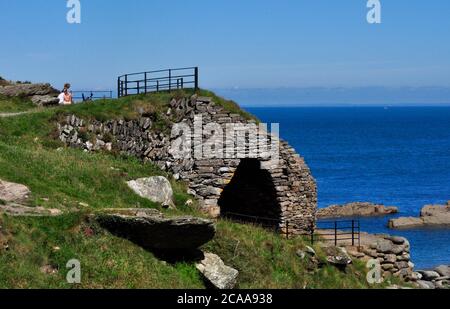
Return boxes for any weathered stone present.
[417,280,436,289]
[323,246,352,268]
[388,217,424,229]
[384,254,397,264]
[96,208,215,250]
[0,203,62,217]
[31,95,59,106]
[305,246,316,257]
[419,270,441,281]
[0,82,58,97]
[196,253,238,289]
[435,265,450,277]
[127,176,175,208]
[318,202,398,219]
[382,263,395,271]
[386,236,406,245]
[395,261,410,270]
[434,280,450,290]
[389,204,450,229]
[0,179,31,204]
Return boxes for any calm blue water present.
[246,107,450,269]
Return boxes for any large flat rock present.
[318,202,398,219]
[96,208,216,250]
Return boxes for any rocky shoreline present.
[415,265,450,289]
[318,202,398,219]
[389,202,450,229]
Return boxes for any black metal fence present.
[117,67,199,98]
[311,220,361,246]
[72,91,113,102]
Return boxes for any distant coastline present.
[214,87,450,107]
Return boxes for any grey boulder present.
[435,265,450,277]
[417,280,436,289]
[127,176,175,208]
[31,95,59,106]
[324,246,352,268]
[196,253,239,289]
[0,179,31,204]
[419,270,441,281]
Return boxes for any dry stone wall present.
[58,94,317,235]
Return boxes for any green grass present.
[0,213,203,288]
[0,93,402,289]
[0,95,36,113]
[59,89,257,126]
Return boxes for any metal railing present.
[117,67,199,98]
[72,91,113,102]
[311,219,361,247]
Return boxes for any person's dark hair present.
[64,83,71,89]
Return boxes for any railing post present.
[144,72,148,94]
[124,75,128,96]
[358,221,361,248]
[181,77,184,89]
[117,78,120,98]
[168,69,172,91]
[334,221,338,246]
[194,67,199,90]
[137,81,140,94]
[352,220,355,246]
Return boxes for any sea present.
[245,106,450,270]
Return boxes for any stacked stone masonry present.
[58,95,317,235]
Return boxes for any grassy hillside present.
[0,95,36,113]
[0,91,400,289]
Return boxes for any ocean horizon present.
[246,106,450,270]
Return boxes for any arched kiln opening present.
[218,159,281,230]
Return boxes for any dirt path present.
[0,112,30,118]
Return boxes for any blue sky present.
[1,0,450,104]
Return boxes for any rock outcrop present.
[58,94,318,236]
[127,176,175,209]
[318,202,398,219]
[0,179,61,217]
[196,253,239,289]
[414,265,450,289]
[96,208,215,250]
[0,204,62,217]
[388,202,450,229]
[0,82,59,106]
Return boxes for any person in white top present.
[58,83,73,105]
[58,91,65,105]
